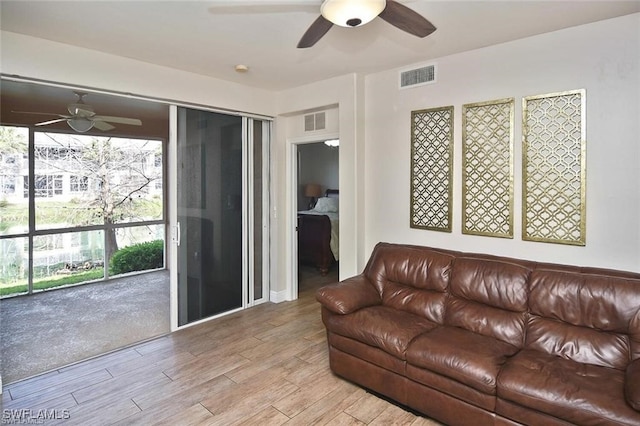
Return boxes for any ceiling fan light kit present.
[67,116,94,133]
[321,0,386,27]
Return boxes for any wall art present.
[410,106,454,232]
[522,89,586,245]
[462,98,514,238]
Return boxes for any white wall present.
[364,13,640,272]
[0,31,276,116]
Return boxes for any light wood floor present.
[1,267,438,425]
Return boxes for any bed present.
[297,189,339,275]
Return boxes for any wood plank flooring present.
[1,268,439,425]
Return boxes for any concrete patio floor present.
[0,270,170,384]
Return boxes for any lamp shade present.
[304,183,323,198]
[321,0,386,27]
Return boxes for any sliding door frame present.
[169,107,271,331]
[245,118,272,307]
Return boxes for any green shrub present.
[110,240,164,275]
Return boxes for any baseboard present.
[270,289,288,303]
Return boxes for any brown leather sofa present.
[316,242,640,425]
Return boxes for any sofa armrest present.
[626,358,640,411]
[316,274,381,315]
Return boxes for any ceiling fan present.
[13,91,142,133]
[209,0,437,48]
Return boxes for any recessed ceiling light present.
[235,64,249,73]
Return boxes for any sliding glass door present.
[171,107,269,327]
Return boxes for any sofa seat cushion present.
[322,305,438,359]
[497,349,640,426]
[406,326,519,395]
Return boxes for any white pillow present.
[314,197,339,213]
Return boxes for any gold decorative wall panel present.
[522,89,586,245]
[410,106,454,232]
[462,98,514,238]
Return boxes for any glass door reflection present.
[176,108,243,325]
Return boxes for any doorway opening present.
[292,139,339,298]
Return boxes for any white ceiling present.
[2,0,639,92]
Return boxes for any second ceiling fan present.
[14,91,142,133]
[298,0,437,48]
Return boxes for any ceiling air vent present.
[400,64,436,89]
[304,112,326,131]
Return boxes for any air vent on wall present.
[400,64,436,89]
[304,112,326,132]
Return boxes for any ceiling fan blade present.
[12,111,65,118]
[35,118,68,126]
[297,15,333,48]
[92,120,116,131]
[379,0,436,38]
[92,115,142,126]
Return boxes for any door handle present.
[171,222,181,246]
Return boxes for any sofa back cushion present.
[365,243,455,324]
[527,269,640,370]
[445,257,531,347]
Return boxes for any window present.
[34,175,63,198]
[35,145,78,161]
[0,126,166,297]
[70,175,89,192]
